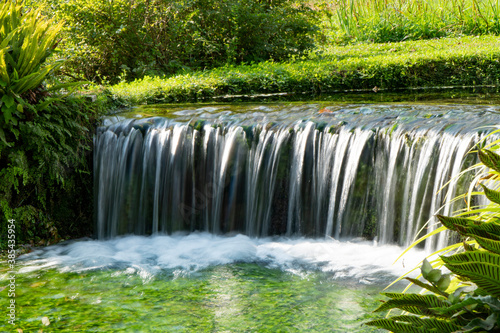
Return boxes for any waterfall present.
[95,104,500,249]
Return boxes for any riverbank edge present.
[109,36,500,105]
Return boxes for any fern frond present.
[366,316,460,333]
[474,235,500,255]
[479,149,500,174]
[374,293,450,316]
[441,251,500,298]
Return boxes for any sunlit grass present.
[312,0,500,43]
[109,35,500,105]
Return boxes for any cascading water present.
[94,103,500,250]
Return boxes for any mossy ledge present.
[110,36,500,105]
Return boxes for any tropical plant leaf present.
[405,277,448,297]
[433,295,486,315]
[392,315,462,332]
[374,293,451,316]
[365,318,429,333]
[463,241,478,251]
[436,214,478,232]
[461,227,500,242]
[474,235,500,255]
[479,149,500,174]
[441,251,500,298]
[450,219,500,240]
[0,127,10,146]
[481,184,500,206]
[463,313,498,331]
[365,315,461,333]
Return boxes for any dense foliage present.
[36,0,318,83]
[0,2,111,249]
[21,0,500,87]
[366,147,500,332]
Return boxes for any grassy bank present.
[109,36,500,105]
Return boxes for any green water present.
[2,263,388,332]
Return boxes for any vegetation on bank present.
[0,2,118,250]
[29,0,318,83]
[25,0,500,87]
[109,36,500,104]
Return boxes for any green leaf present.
[436,214,478,232]
[365,318,429,333]
[436,274,451,292]
[1,94,14,108]
[479,149,500,174]
[426,269,442,284]
[473,234,500,255]
[421,258,433,278]
[481,184,500,206]
[374,293,450,316]
[441,251,500,298]
[366,316,461,333]
[405,277,448,297]
[434,296,484,315]
[2,104,13,124]
[0,127,10,146]
[463,313,498,331]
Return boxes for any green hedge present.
[109,36,500,104]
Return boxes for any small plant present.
[366,147,500,332]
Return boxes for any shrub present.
[108,36,500,105]
[47,0,318,83]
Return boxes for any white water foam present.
[16,233,426,283]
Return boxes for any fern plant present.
[0,1,105,248]
[366,147,500,333]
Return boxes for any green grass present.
[314,0,500,43]
[109,35,500,105]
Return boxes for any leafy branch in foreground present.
[366,147,500,333]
